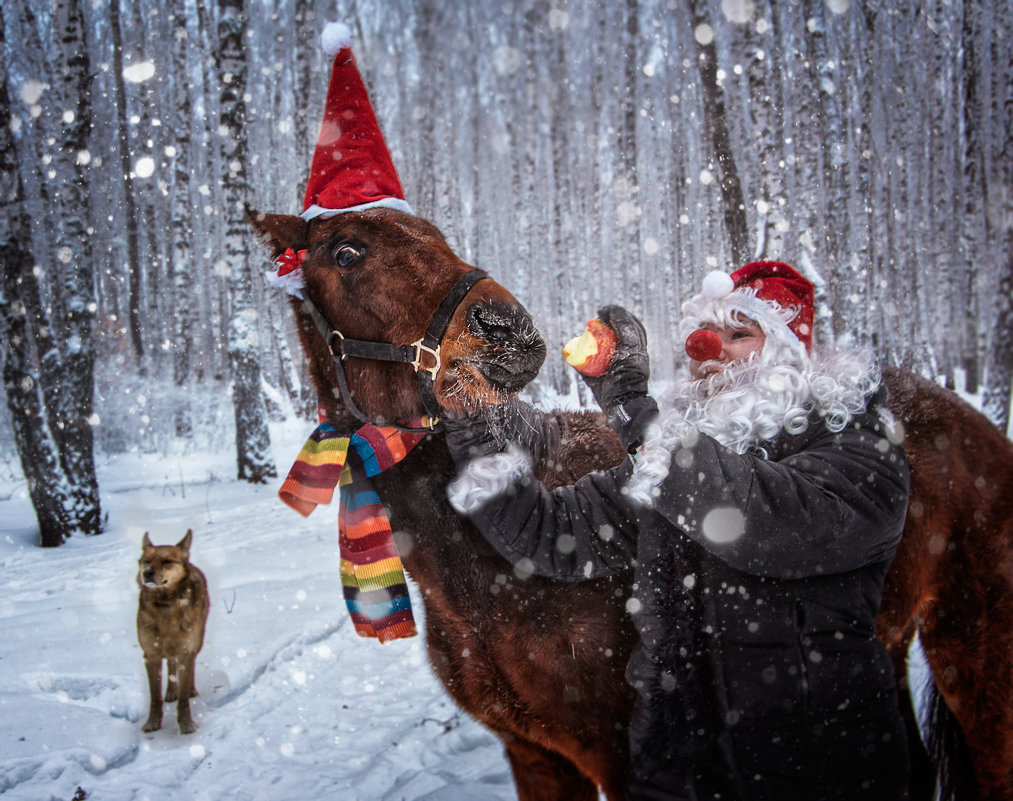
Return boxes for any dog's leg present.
[141,658,163,733]
[185,656,198,698]
[165,657,179,702]
[175,654,198,734]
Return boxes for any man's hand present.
[442,408,502,465]
[580,305,658,453]
[442,401,550,465]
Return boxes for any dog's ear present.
[177,529,193,556]
[142,532,152,550]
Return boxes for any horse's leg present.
[879,530,937,800]
[503,737,601,801]
[920,614,1013,801]
[884,626,935,801]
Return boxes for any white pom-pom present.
[321,22,352,55]
[265,268,305,300]
[701,270,734,299]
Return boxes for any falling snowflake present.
[123,61,156,83]
[701,507,746,544]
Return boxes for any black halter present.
[300,269,489,433]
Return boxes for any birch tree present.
[0,11,78,547]
[959,0,986,394]
[984,252,1013,434]
[47,0,102,536]
[216,0,276,483]
[109,0,145,363]
[981,20,1013,434]
[740,4,787,261]
[169,0,194,437]
[686,0,748,266]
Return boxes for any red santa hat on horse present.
[268,22,412,297]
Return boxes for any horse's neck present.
[372,408,624,571]
[372,435,493,576]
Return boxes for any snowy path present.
[0,439,518,801]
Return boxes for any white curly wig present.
[624,284,882,507]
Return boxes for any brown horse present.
[877,366,1013,801]
[252,206,635,800]
[250,207,1013,800]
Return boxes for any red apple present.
[563,318,618,377]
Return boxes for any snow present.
[0,421,520,801]
[0,380,950,799]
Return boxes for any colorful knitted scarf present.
[279,420,426,642]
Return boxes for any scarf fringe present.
[279,420,424,642]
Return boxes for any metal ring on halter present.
[326,329,345,358]
[411,340,441,381]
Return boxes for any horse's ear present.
[246,205,309,255]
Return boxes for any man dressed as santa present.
[445,261,912,800]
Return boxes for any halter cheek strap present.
[300,269,489,433]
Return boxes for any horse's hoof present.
[141,718,161,733]
[178,719,198,735]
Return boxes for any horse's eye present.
[332,243,365,269]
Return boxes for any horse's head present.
[250,207,546,427]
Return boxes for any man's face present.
[689,319,766,379]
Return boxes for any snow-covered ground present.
[0,421,521,801]
[0,378,954,801]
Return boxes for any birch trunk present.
[170,0,194,438]
[47,0,102,536]
[0,15,76,546]
[981,16,1012,433]
[960,0,985,394]
[109,0,144,362]
[217,0,276,483]
[685,0,748,266]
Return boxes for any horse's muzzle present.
[466,301,546,392]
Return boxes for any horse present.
[251,206,636,800]
[249,206,1013,800]
[877,365,1013,801]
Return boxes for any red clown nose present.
[685,329,722,362]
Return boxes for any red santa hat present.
[301,22,413,220]
[682,261,815,360]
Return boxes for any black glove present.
[442,408,501,465]
[580,305,658,453]
[442,401,552,465]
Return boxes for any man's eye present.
[333,244,365,268]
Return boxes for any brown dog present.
[136,530,209,734]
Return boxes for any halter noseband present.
[300,269,489,433]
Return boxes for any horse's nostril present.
[466,302,515,340]
[466,301,543,348]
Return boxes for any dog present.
[136,530,209,734]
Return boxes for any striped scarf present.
[279,420,426,642]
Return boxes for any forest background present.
[1,0,1011,546]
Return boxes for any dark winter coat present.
[456,393,911,799]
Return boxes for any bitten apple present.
[562,318,618,377]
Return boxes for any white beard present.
[624,346,881,507]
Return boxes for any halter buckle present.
[326,329,345,359]
[411,340,441,381]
